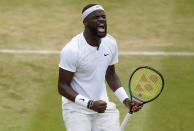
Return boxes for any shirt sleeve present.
[109,39,119,65]
[59,45,78,72]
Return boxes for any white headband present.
[82,5,105,21]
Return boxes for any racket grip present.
[120,113,132,131]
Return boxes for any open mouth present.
[97,25,105,33]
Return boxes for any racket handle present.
[120,112,132,131]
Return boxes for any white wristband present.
[75,94,90,107]
[114,87,129,103]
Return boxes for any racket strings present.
[130,68,163,101]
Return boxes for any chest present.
[77,46,112,74]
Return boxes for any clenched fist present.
[91,100,107,113]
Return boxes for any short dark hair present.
[82,4,97,14]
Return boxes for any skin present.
[83,10,107,48]
[58,9,142,113]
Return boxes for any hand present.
[91,100,107,113]
[123,98,143,112]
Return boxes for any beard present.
[87,24,107,38]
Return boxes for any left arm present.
[105,65,143,112]
[105,65,121,92]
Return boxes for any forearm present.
[58,83,78,102]
[106,72,121,91]
[58,83,92,107]
[58,84,106,112]
[106,65,129,103]
[106,74,129,103]
[58,68,107,112]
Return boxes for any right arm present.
[57,67,107,113]
[58,67,77,102]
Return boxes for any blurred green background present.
[0,0,194,131]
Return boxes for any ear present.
[83,20,87,26]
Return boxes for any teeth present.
[98,25,104,28]
[99,24,104,27]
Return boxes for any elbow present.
[58,84,63,96]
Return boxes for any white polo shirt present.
[59,32,118,114]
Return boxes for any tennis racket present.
[120,66,164,131]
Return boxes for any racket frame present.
[120,66,164,131]
[129,66,164,104]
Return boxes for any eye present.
[102,15,106,19]
[94,15,106,20]
[95,16,100,19]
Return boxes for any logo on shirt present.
[79,98,85,101]
[104,53,109,56]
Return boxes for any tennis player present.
[58,4,142,131]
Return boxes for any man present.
[58,4,142,131]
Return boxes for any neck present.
[83,29,101,48]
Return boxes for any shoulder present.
[102,34,118,51]
[60,33,83,61]
[61,33,82,55]
[103,34,117,44]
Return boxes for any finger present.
[133,101,141,105]
[98,104,107,108]
[99,103,107,106]
[132,108,140,112]
[135,105,142,109]
[132,105,141,111]
[133,102,143,108]
[126,104,130,109]
[131,100,141,105]
[133,99,142,104]
[98,110,105,113]
[97,105,107,110]
[97,107,107,111]
[98,108,106,113]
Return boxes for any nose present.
[98,16,105,21]
[97,18,105,24]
